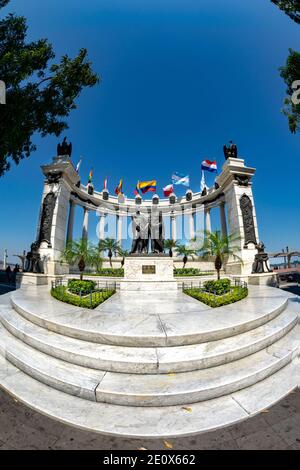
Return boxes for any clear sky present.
[1,0,300,262]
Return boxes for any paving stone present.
[236,428,287,450]
[271,414,300,446]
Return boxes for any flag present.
[134,181,141,196]
[88,169,93,184]
[163,184,173,197]
[115,179,123,195]
[136,180,157,195]
[75,158,82,173]
[172,172,190,187]
[103,176,108,190]
[200,171,206,192]
[201,159,217,173]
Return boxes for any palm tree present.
[164,239,179,257]
[61,239,97,280]
[117,247,130,267]
[200,230,242,280]
[99,238,120,267]
[176,243,197,268]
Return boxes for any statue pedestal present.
[120,256,177,291]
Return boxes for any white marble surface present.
[0,285,299,437]
[0,355,298,438]
[9,285,295,347]
[121,256,177,291]
[0,299,297,375]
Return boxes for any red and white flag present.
[103,176,108,190]
[163,184,173,197]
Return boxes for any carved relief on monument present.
[234,174,251,186]
[239,194,257,248]
[45,171,63,184]
[38,191,57,246]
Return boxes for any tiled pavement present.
[0,388,299,450]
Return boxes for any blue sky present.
[1,0,300,261]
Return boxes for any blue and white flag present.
[172,172,190,187]
[76,158,82,173]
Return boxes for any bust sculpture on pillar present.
[57,137,72,157]
[223,140,238,160]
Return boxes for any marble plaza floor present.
[0,387,300,449]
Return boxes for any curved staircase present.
[0,285,299,438]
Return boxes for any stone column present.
[220,202,228,238]
[218,157,259,275]
[205,208,211,234]
[66,200,76,243]
[82,207,89,241]
[117,213,123,243]
[171,213,177,241]
[99,212,106,241]
[188,211,195,240]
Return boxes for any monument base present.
[233,272,278,287]
[16,272,64,288]
[120,256,177,291]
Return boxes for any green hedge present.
[68,279,96,295]
[203,278,231,295]
[51,286,115,309]
[174,268,213,277]
[85,268,124,277]
[184,286,248,308]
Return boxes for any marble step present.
[0,352,299,438]
[0,318,299,406]
[94,327,300,406]
[0,323,103,401]
[0,301,298,374]
[10,286,290,346]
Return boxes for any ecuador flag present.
[136,180,157,195]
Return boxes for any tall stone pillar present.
[216,157,258,275]
[99,212,106,241]
[117,213,123,244]
[205,208,211,234]
[82,207,89,241]
[220,202,228,238]
[188,211,195,240]
[66,200,76,243]
[171,213,177,241]
[37,155,80,275]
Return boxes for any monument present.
[121,207,176,291]
[16,139,277,287]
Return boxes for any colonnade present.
[65,199,228,246]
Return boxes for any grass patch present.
[184,286,248,308]
[51,285,115,309]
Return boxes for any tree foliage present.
[280,49,300,133]
[271,1,300,24]
[271,2,300,133]
[0,0,99,176]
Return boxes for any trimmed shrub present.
[86,268,124,277]
[68,279,96,295]
[174,268,213,277]
[203,278,231,295]
[51,286,115,309]
[184,286,248,308]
